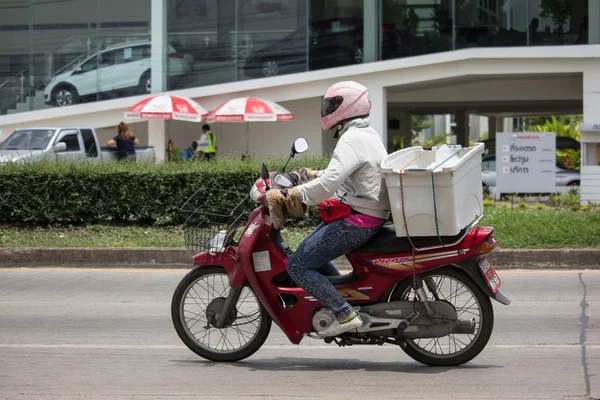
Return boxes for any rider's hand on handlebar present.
[261,187,307,229]
[294,168,320,184]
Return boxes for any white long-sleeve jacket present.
[296,118,391,219]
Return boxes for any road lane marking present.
[0,344,597,350]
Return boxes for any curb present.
[0,248,598,269]
[0,247,193,269]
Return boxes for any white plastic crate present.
[381,143,485,238]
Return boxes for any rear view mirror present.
[283,138,309,172]
[292,137,309,155]
[261,163,270,180]
[53,142,67,153]
[261,163,270,191]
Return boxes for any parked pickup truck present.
[0,127,155,164]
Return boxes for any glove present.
[262,187,307,229]
[291,168,320,185]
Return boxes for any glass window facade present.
[0,0,150,115]
[381,0,588,55]
[166,0,368,89]
[0,0,592,116]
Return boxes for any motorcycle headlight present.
[271,173,295,189]
[250,184,262,203]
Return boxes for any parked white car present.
[0,127,156,163]
[44,41,192,107]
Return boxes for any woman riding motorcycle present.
[263,80,391,337]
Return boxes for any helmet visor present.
[321,96,344,117]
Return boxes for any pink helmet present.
[320,81,371,133]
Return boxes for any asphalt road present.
[0,268,598,400]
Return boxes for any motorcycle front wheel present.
[391,266,494,367]
[171,266,272,362]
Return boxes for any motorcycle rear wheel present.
[171,266,272,362]
[391,266,494,366]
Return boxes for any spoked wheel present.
[391,266,494,366]
[171,266,271,362]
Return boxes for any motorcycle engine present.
[312,308,336,332]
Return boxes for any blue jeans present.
[286,220,383,320]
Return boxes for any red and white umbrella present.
[204,96,294,154]
[204,96,294,123]
[125,95,209,123]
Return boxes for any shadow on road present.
[174,357,503,374]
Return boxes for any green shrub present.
[536,202,546,210]
[518,201,528,209]
[532,116,581,170]
[580,201,599,213]
[559,192,581,212]
[0,156,330,226]
[548,193,561,208]
[482,186,492,200]
[483,198,494,207]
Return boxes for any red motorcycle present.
[172,138,510,366]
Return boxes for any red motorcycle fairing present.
[193,207,305,342]
[193,206,496,345]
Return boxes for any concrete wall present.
[470,115,487,140]
[0,108,145,144]
[582,68,600,204]
[95,121,149,147]
[388,76,582,104]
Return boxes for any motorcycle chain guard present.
[312,300,475,339]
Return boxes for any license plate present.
[478,257,501,293]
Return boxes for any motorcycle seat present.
[354,225,467,254]
[326,272,359,286]
[272,270,358,287]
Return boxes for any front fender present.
[192,251,247,288]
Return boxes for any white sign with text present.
[495,132,556,194]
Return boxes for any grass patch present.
[480,208,599,248]
[0,208,598,249]
[0,224,185,248]
[0,223,313,249]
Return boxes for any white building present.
[0,1,598,204]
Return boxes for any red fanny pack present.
[318,198,352,224]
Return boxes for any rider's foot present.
[318,311,363,337]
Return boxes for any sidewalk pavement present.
[0,247,598,269]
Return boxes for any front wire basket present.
[181,188,252,253]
